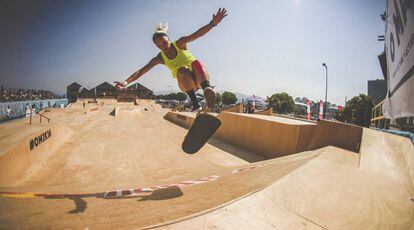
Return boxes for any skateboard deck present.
[182,113,222,154]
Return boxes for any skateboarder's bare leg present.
[177,67,200,110]
[177,67,197,91]
[191,60,215,109]
[191,60,210,89]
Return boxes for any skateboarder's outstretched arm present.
[115,54,163,88]
[176,8,227,49]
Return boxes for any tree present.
[221,91,237,105]
[295,105,306,116]
[335,94,374,127]
[167,93,176,100]
[267,92,295,114]
[156,92,187,101]
[176,92,187,101]
[334,109,346,122]
[215,92,222,105]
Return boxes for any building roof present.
[67,82,82,88]
[127,83,153,93]
[80,87,93,93]
[94,82,116,90]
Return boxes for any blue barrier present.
[372,127,414,144]
[0,99,68,122]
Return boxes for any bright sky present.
[0,0,385,105]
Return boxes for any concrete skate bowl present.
[162,111,414,229]
[0,104,269,229]
[0,106,412,229]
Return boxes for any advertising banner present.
[383,0,414,119]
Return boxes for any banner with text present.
[383,0,414,119]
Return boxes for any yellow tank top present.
[160,42,196,78]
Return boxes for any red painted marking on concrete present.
[103,165,259,198]
[0,165,259,199]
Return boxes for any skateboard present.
[182,112,222,154]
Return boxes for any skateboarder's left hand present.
[211,8,228,26]
[114,81,128,89]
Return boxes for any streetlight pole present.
[322,63,328,119]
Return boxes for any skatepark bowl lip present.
[0,100,413,229]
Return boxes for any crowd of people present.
[0,86,63,102]
[156,99,236,114]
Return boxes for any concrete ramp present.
[308,119,362,153]
[110,107,143,117]
[359,128,414,190]
[165,112,372,156]
[222,103,244,113]
[163,144,414,229]
[214,112,315,158]
[165,111,316,158]
[0,125,73,185]
[160,111,414,229]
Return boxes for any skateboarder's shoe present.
[203,87,216,110]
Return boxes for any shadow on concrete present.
[44,194,94,214]
[109,108,116,116]
[207,137,267,163]
[43,186,183,214]
[67,197,87,214]
[137,186,183,201]
[163,113,266,163]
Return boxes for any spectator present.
[0,87,62,102]
[25,104,31,117]
[6,106,11,118]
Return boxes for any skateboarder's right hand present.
[114,81,128,89]
[211,8,228,26]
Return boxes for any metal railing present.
[29,111,50,125]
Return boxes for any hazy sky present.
[0,0,385,105]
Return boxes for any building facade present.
[367,79,387,105]
[66,82,82,103]
[371,100,390,129]
[94,82,117,98]
[126,83,154,99]
[78,87,94,98]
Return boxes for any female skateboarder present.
[115,8,228,111]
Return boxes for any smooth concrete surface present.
[215,112,316,158]
[165,146,414,230]
[0,101,413,229]
[308,119,362,153]
[0,104,256,194]
[223,103,244,113]
[254,107,273,115]
[0,124,73,185]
